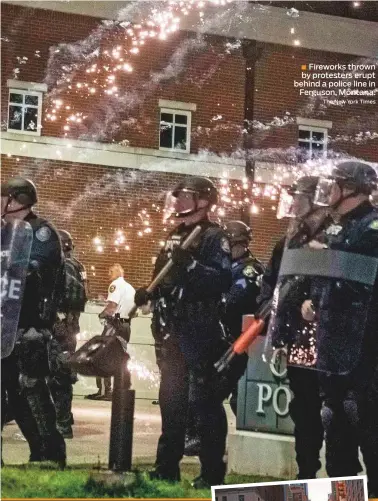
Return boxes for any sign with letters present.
[237,315,294,434]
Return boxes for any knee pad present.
[343,398,359,427]
[321,401,334,432]
[19,374,39,391]
[18,328,51,378]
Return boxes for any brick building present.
[1,1,377,296]
[345,479,365,501]
[214,484,285,501]
[284,484,309,501]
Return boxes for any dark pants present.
[186,352,248,443]
[96,320,131,395]
[2,329,66,463]
[2,352,43,460]
[319,368,376,491]
[156,339,227,484]
[288,366,362,479]
[287,366,324,478]
[50,315,80,432]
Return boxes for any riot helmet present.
[314,161,378,207]
[1,177,38,216]
[164,176,218,220]
[59,229,74,254]
[277,175,319,219]
[224,220,252,246]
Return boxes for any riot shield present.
[1,219,33,358]
[265,245,378,375]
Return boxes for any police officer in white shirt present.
[86,263,135,401]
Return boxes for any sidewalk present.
[2,396,236,467]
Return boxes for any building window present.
[222,496,227,501]
[159,108,191,153]
[239,496,245,501]
[298,125,328,159]
[7,88,43,135]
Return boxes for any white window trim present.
[296,116,332,129]
[7,88,43,136]
[159,108,192,154]
[7,79,48,93]
[158,99,196,112]
[298,124,328,158]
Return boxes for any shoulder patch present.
[35,226,51,242]
[369,220,378,230]
[243,265,256,278]
[109,285,116,293]
[221,237,231,253]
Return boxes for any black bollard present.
[108,354,135,471]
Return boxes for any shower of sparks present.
[288,323,318,367]
[127,358,160,388]
[45,0,234,134]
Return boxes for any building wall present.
[345,479,365,501]
[2,3,377,296]
[1,155,288,297]
[214,485,285,501]
[2,3,377,159]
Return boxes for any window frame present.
[159,107,192,153]
[298,124,328,159]
[7,88,43,136]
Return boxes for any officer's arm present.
[29,226,62,272]
[224,277,248,309]
[358,219,378,257]
[256,237,285,307]
[182,231,232,294]
[100,281,121,318]
[99,301,118,319]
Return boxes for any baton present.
[128,224,202,318]
[214,279,293,373]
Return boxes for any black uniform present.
[50,255,88,436]
[223,251,264,414]
[259,232,360,479]
[1,212,66,464]
[151,219,231,484]
[308,201,378,491]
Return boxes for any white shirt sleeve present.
[107,280,121,305]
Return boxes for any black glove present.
[171,247,194,268]
[134,287,151,307]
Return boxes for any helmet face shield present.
[162,191,176,223]
[313,177,338,207]
[370,188,378,208]
[162,189,197,221]
[277,188,294,219]
[277,188,315,220]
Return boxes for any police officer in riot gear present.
[261,175,361,480]
[134,176,232,488]
[49,229,88,438]
[300,162,378,495]
[222,220,264,414]
[184,221,264,456]
[1,177,66,466]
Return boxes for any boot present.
[99,391,113,401]
[85,391,102,400]
[149,466,180,482]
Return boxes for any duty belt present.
[279,248,378,286]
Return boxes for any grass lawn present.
[1,462,282,499]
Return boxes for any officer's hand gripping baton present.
[214,279,293,373]
[128,224,202,318]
